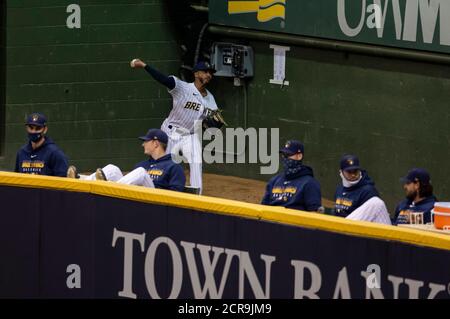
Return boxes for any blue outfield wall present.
[0,172,449,299]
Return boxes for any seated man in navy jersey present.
[15,113,69,177]
[334,155,391,225]
[67,129,185,192]
[394,168,437,225]
[261,140,322,212]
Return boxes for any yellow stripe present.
[1,171,450,251]
[259,0,286,7]
[259,0,286,9]
[228,0,286,11]
[0,172,92,192]
[257,4,285,22]
[228,1,259,14]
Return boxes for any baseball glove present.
[203,108,228,129]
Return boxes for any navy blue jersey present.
[134,154,185,192]
[334,170,379,217]
[261,165,322,211]
[15,137,69,177]
[394,196,436,225]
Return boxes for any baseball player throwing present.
[131,58,218,194]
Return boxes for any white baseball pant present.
[345,197,392,225]
[165,128,202,194]
[79,164,155,188]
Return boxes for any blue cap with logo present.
[139,128,168,144]
[400,168,431,185]
[340,154,361,172]
[25,113,47,127]
[192,61,216,73]
[279,140,304,156]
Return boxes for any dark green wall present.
[207,39,450,210]
[0,0,181,172]
[0,0,6,156]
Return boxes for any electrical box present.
[211,42,254,78]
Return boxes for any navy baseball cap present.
[25,113,47,127]
[280,140,304,156]
[340,154,361,172]
[192,61,216,73]
[400,168,431,185]
[139,129,168,144]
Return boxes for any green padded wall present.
[0,0,180,171]
[0,0,6,156]
[207,40,450,211]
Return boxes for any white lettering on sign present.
[338,0,450,46]
[111,228,450,299]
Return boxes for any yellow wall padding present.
[1,171,450,251]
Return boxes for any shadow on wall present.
[164,0,213,81]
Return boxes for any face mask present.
[28,132,43,143]
[340,170,362,188]
[282,157,301,168]
[282,157,303,177]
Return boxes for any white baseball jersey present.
[161,76,217,134]
[345,197,392,225]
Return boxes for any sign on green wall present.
[210,0,450,54]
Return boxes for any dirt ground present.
[202,173,267,204]
[200,172,335,208]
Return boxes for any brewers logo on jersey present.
[271,186,298,202]
[147,168,164,181]
[20,160,45,174]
